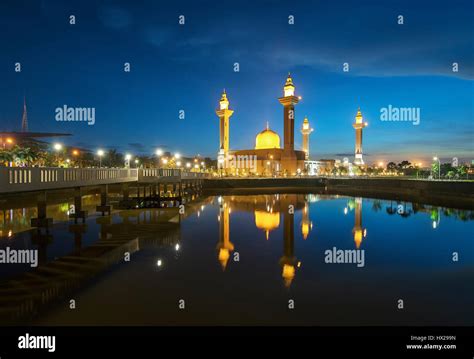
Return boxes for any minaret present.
[278,74,300,174]
[352,107,368,165]
[300,117,313,160]
[21,96,28,132]
[215,90,234,159]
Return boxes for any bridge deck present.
[0,167,207,195]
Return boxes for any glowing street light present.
[53,143,63,151]
[186,162,191,168]
[156,149,163,156]
[97,149,105,168]
[175,153,181,159]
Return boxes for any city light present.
[97,149,105,157]
[156,149,163,156]
[162,158,168,164]
[186,162,191,168]
[72,150,79,156]
[157,259,162,267]
[125,154,132,160]
[175,153,181,159]
[176,161,182,167]
[53,143,63,151]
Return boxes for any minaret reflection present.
[279,209,297,288]
[352,197,367,249]
[300,200,313,240]
[217,198,234,270]
[221,194,306,287]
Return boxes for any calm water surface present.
[1,193,473,326]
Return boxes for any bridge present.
[0,167,208,227]
[0,167,207,194]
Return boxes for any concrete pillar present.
[96,184,111,215]
[31,191,53,228]
[70,187,87,223]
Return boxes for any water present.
[1,193,473,325]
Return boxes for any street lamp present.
[156,149,163,169]
[175,153,181,159]
[97,149,105,168]
[433,156,441,179]
[125,153,132,168]
[53,143,63,151]
[134,159,139,168]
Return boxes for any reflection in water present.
[219,194,308,287]
[0,195,102,237]
[1,191,473,325]
[217,200,234,270]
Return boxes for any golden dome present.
[255,123,280,150]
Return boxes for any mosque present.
[216,74,314,176]
[216,74,369,176]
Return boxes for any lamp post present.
[134,159,139,168]
[53,143,63,167]
[97,149,105,168]
[125,153,132,168]
[156,149,163,169]
[433,156,441,179]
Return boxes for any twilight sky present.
[0,0,473,164]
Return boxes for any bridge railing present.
[138,168,209,181]
[0,167,138,194]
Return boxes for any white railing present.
[0,167,209,194]
[0,167,138,194]
[138,169,209,180]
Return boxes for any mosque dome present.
[255,210,280,240]
[255,123,280,150]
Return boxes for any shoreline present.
[203,177,474,209]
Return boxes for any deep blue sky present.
[0,0,472,163]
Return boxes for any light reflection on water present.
[0,193,473,325]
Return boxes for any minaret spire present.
[21,96,28,132]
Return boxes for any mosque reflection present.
[216,194,317,287]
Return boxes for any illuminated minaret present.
[215,90,234,158]
[300,117,313,160]
[352,107,368,165]
[278,74,300,173]
[352,197,367,249]
[217,199,234,270]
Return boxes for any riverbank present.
[203,177,474,209]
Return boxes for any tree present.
[398,160,412,169]
[387,162,397,171]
